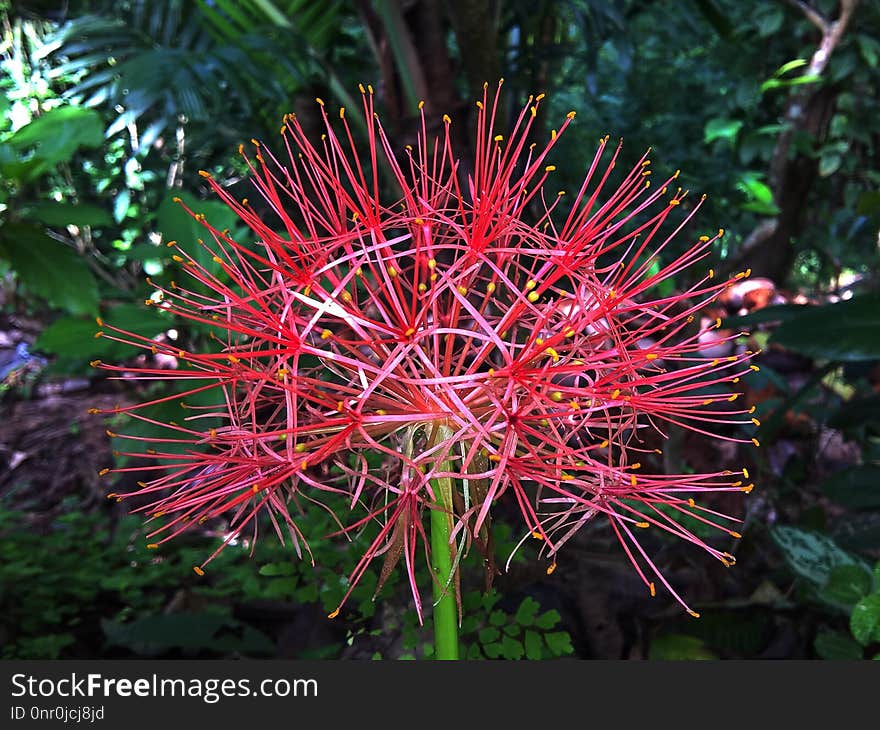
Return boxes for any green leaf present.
[820,465,880,510]
[544,631,574,657]
[478,626,501,644]
[2,106,103,181]
[0,223,99,315]
[771,525,870,587]
[771,294,880,361]
[22,202,114,228]
[489,610,507,627]
[514,597,540,627]
[704,118,743,144]
[819,564,873,607]
[157,190,242,290]
[851,594,880,646]
[259,562,295,576]
[500,635,524,660]
[535,609,561,630]
[524,630,543,660]
[819,153,842,177]
[814,631,863,660]
[35,303,170,368]
[649,634,717,660]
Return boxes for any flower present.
[94,82,757,619]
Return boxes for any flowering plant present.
[94,82,757,658]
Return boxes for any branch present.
[783,0,829,34]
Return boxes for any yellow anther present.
[213,256,223,264]
[227,355,240,363]
[599,440,609,448]
[709,268,715,278]
[388,266,397,277]
[530,106,537,118]
[550,391,563,402]
[566,111,576,119]
[443,114,451,124]
[315,97,324,106]
[341,290,352,303]
[252,485,259,493]
[718,228,725,238]
[320,329,332,340]
[751,417,761,426]
[646,353,659,360]
[193,566,205,576]
[376,409,387,416]
[545,165,556,172]
[90,360,102,368]
[561,473,574,481]
[545,347,559,362]
[730,531,742,539]
[752,438,761,447]
[457,285,468,295]
[742,484,754,494]
[486,281,496,294]
[147,544,159,550]
[532,531,544,540]
[750,364,760,371]
[367,84,374,94]
[688,610,701,618]
[649,582,656,597]
[699,235,710,242]
[546,562,557,575]
[670,199,680,206]
[630,475,638,487]
[476,100,483,109]
[635,521,650,529]
[688,498,696,507]
[611,389,620,399]
[99,468,110,476]
[294,443,308,453]
[728,393,739,402]
[418,283,427,293]
[551,129,557,140]
[198,170,211,178]
[172,255,184,262]
[488,454,502,463]
[494,134,503,142]
[94,331,104,339]
[327,608,340,619]
[527,291,540,302]
[525,279,537,290]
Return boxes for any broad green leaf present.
[813,631,863,660]
[0,223,99,315]
[771,525,870,587]
[35,303,171,367]
[771,294,880,361]
[2,106,103,180]
[478,626,501,644]
[22,202,114,228]
[819,564,873,607]
[524,630,543,660]
[543,631,574,656]
[820,465,880,510]
[649,634,717,660]
[259,562,296,577]
[500,635,524,660]
[850,594,880,646]
[535,609,561,630]
[704,118,743,144]
[514,596,540,627]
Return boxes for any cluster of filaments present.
[94,82,758,616]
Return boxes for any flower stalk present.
[427,423,459,660]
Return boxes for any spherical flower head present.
[94,82,757,619]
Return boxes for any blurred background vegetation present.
[1,0,879,660]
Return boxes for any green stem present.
[428,423,459,660]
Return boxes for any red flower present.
[94,83,757,618]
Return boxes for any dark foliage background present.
[1,0,879,660]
